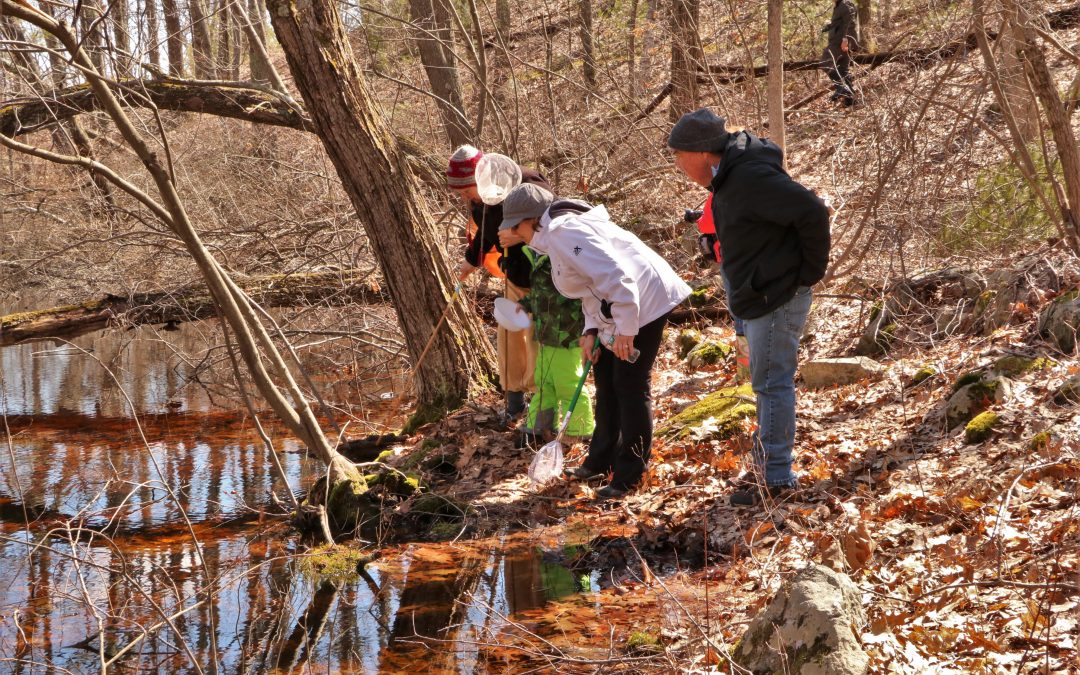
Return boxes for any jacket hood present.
[710,130,786,190]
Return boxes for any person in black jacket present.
[668,109,831,506]
[446,145,552,421]
[821,0,858,106]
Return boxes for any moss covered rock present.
[964,411,1000,443]
[910,364,938,386]
[624,631,662,655]
[1037,289,1080,353]
[685,339,734,368]
[945,374,1011,429]
[1028,430,1053,451]
[325,477,379,533]
[676,329,703,358]
[1053,374,1080,404]
[298,545,374,581]
[658,384,755,441]
[687,285,714,307]
[991,354,1055,377]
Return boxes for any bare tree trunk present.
[580,0,596,90]
[264,0,497,408]
[217,0,234,79]
[162,0,185,75]
[627,0,640,99]
[640,0,657,87]
[407,0,474,147]
[767,0,784,156]
[79,0,106,72]
[3,0,365,491]
[1007,0,1080,250]
[189,0,216,78]
[857,0,873,51]
[145,0,162,71]
[0,17,41,81]
[495,0,510,37]
[669,0,700,121]
[246,0,273,82]
[230,2,243,79]
[998,5,1038,142]
[881,0,891,31]
[113,0,132,77]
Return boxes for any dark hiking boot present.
[595,484,629,500]
[564,465,604,481]
[729,482,798,507]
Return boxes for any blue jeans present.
[743,286,812,486]
[720,271,745,336]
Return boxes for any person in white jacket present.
[498,183,692,499]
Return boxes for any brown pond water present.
[0,326,628,673]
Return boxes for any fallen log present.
[0,269,388,347]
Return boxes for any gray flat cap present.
[667,108,731,153]
[500,183,554,230]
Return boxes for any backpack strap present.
[546,199,593,220]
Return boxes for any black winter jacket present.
[823,0,857,51]
[464,167,551,288]
[709,131,831,320]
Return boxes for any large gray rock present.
[1038,290,1080,353]
[801,357,885,389]
[1054,374,1080,404]
[733,564,868,675]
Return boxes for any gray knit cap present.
[667,108,731,153]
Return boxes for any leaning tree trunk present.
[767,0,784,156]
[669,0,700,121]
[1007,0,1080,251]
[265,0,497,409]
[407,0,474,147]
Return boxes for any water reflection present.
[0,321,609,672]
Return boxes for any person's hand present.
[498,227,524,248]
[457,261,477,281]
[612,334,636,362]
[840,37,849,53]
[580,335,600,366]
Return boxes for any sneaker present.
[729,482,797,507]
[595,484,629,500]
[564,465,604,481]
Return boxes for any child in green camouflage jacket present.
[516,247,595,447]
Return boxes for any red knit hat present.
[446,145,483,188]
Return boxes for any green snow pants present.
[526,344,595,437]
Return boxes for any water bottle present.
[607,335,640,363]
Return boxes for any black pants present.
[582,313,669,490]
[821,47,853,100]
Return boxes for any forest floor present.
[361,251,1080,673]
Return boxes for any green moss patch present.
[911,365,938,386]
[676,329,702,358]
[298,544,373,581]
[686,340,734,367]
[952,371,984,392]
[658,384,755,440]
[1028,431,1053,451]
[964,411,1000,444]
[687,286,714,307]
[991,355,1055,377]
[624,631,662,655]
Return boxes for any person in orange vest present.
[686,194,750,382]
[446,145,551,421]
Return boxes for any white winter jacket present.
[528,204,691,337]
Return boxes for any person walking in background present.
[497,184,691,500]
[446,145,550,422]
[820,0,858,106]
[668,108,831,506]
